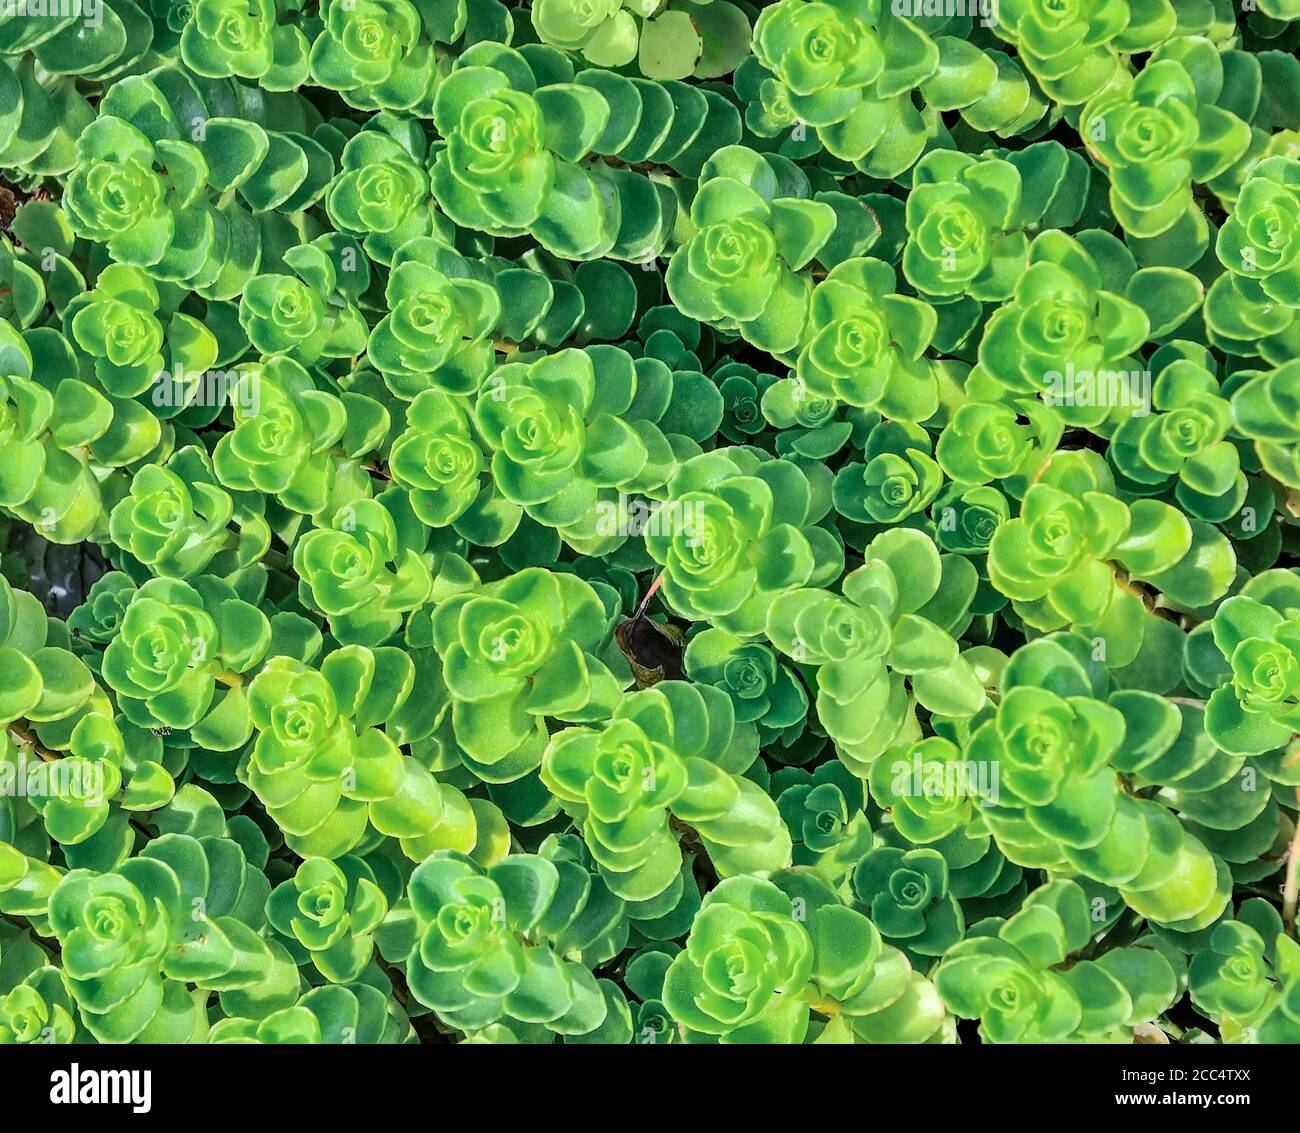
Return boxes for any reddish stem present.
[635,573,664,620]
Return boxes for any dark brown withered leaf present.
[614,614,688,689]
[0,183,16,237]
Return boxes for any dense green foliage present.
[1,0,1300,1047]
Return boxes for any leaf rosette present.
[773,761,871,880]
[430,67,555,233]
[0,369,108,544]
[684,627,808,739]
[0,968,77,1045]
[662,876,813,1042]
[101,576,268,749]
[796,256,937,420]
[976,232,1149,417]
[930,484,1010,558]
[266,856,388,983]
[397,849,620,1037]
[101,581,222,729]
[902,150,1028,304]
[389,390,487,529]
[49,835,276,1042]
[430,567,620,780]
[766,528,986,776]
[986,453,1208,644]
[181,0,309,89]
[936,400,1062,490]
[1205,595,1300,757]
[64,117,216,286]
[325,124,437,264]
[937,880,1179,1042]
[543,681,790,900]
[309,0,450,113]
[66,572,137,646]
[1217,156,1300,309]
[868,736,981,845]
[238,250,367,366]
[1109,359,1241,520]
[212,356,348,515]
[745,0,936,175]
[108,459,234,579]
[989,0,1173,104]
[1082,57,1250,238]
[852,845,964,957]
[834,421,943,525]
[370,259,499,398]
[247,653,475,859]
[647,448,836,637]
[474,346,681,550]
[666,146,835,352]
[293,499,433,647]
[967,685,1123,849]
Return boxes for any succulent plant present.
[0,0,1296,1059]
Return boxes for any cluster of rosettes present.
[0,0,1299,1051]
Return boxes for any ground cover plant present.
[1,0,1300,1047]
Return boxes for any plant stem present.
[1078,905,1143,961]
[634,572,664,620]
[1283,787,1300,938]
[8,721,58,762]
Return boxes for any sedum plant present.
[48,833,278,1042]
[179,0,309,89]
[0,0,1297,1056]
[1217,156,1300,308]
[742,0,939,177]
[765,528,987,777]
[266,855,387,983]
[937,879,1179,1042]
[532,0,752,81]
[667,146,835,353]
[428,566,622,781]
[645,447,840,636]
[370,260,499,399]
[662,872,949,1043]
[542,680,790,900]
[380,848,627,1039]
[988,0,1176,105]
[795,256,938,420]
[1081,53,1251,239]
